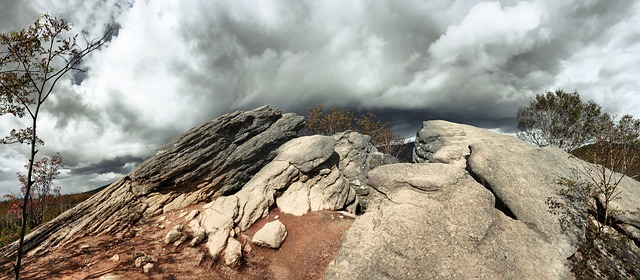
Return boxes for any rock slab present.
[0,106,304,262]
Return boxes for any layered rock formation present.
[3,111,639,279]
[0,106,305,261]
[1,107,385,271]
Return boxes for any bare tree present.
[0,14,112,279]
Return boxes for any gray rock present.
[366,151,399,170]
[275,135,335,172]
[164,225,182,244]
[327,120,604,279]
[607,175,640,230]
[252,220,287,249]
[183,209,200,222]
[415,120,587,257]
[326,161,570,280]
[234,160,298,230]
[188,219,206,246]
[333,131,375,183]
[0,106,304,261]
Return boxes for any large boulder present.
[326,162,570,279]
[414,120,588,257]
[326,120,600,279]
[0,106,304,261]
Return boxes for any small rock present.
[79,244,90,252]
[158,216,166,222]
[300,174,309,182]
[252,220,287,249]
[224,237,243,265]
[243,242,253,254]
[133,251,156,268]
[354,185,369,196]
[184,209,200,221]
[110,254,120,262]
[337,211,357,219]
[188,220,206,246]
[274,215,279,219]
[165,225,183,244]
[174,234,189,247]
[99,275,119,280]
[191,230,206,246]
[143,263,154,273]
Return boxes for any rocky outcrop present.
[182,134,358,260]
[326,162,571,279]
[0,106,304,261]
[8,108,638,279]
[332,131,397,200]
[326,120,597,279]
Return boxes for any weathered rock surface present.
[332,131,397,205]
[607,175,640,239]
[178,134,359,260]
[7,108,638,279]
[326,162,570,279]
[327,120,614,279]
[0,106,304,262]
[252,220,288,249]
[415,120,590,257]
[164,225,183,244]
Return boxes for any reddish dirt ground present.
[5,206,354,280]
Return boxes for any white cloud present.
[1,0,639,195]
[89,172,123,183]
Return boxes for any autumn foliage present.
[305,105,404,155]
[4,154,63,228]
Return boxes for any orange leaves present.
[305,105,405,155]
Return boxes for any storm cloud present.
[1,0,639,195]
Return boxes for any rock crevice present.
[464,151,518,221]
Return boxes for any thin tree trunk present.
[14,114,38,280]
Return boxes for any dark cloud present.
[71,155,143,175]
[0,1,38,32]
[1,0,639,195]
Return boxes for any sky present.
[1,0,639,196]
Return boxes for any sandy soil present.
[5,206,354,280]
